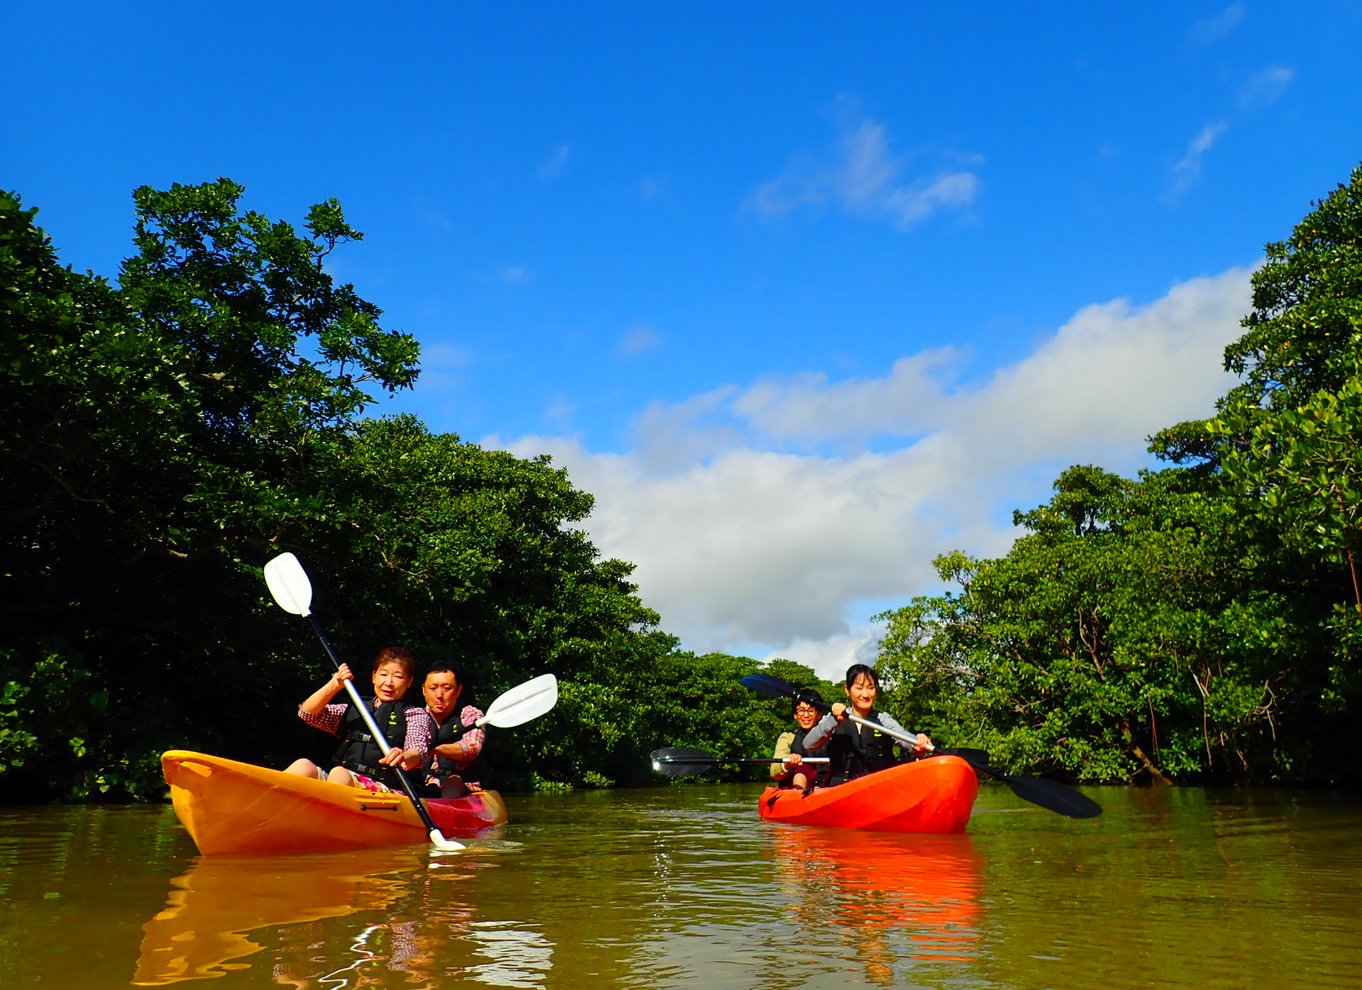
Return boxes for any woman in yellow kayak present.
[284,645,434,792]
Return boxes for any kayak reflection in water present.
[769,826,984,979]
[771,690,826,791]
[803,664,932,786]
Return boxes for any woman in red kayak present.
[770,690,826,791]
[283,645,433,792]
[803,664,931,785]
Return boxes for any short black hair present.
[424,662,465,684]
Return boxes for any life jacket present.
[332,699,415,787]
[778,726,825,789]
[422,708,487,788]
[826,712,899,785]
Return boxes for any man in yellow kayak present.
[420,662,488,799]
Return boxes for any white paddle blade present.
[263,552,314,616]
[428,829,466,853]
[477,673,558,728]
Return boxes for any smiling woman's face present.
[372,661,413,703]
[845,673,877,715]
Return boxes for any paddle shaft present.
[657,756,830,767]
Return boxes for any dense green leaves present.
[0,182,696,800]
[876,164,1362,786]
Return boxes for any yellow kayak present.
[162,750,508,856]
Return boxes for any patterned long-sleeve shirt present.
[431,704,486,773]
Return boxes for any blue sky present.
[8,3,1362,678]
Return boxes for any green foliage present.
[877,464,1335,784]
[0,680,39,775]
[876,163,1362,787]
[0,181,677,801]
[1211,164,1362,612]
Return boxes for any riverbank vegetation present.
[2,164,1359,801]
[877,164,1362,787]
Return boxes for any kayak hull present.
[162,750,508,856]
[757,756,979,834]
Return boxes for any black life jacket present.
[777,726,824,789]
[826,712,899,785]
[422,708,487,788]
[332,699,415,787]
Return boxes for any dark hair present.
[791,689,825,716]
[372,645,415,677]
[844,664,879,689]
[424,662,465,685]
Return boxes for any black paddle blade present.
[740,672,797,699]
[740,673,830,712]
[1003,774,1103,818]
[933,746,992,765]
[649,747,716,777]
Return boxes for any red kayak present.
[757,756,979,834]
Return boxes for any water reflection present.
[767,824,984,986]
[130,842,560,989]
[132,848,423,985]
[4,789,1356,989]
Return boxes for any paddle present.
[739,672,1103,819]
[650,746,829,777]
[739,672,988,764]
[475,673,559,729]
[264,551,466,853]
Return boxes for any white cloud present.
[1189,4,1245,46]
[751,117,981,230]
[1240,66,1295,108]
[536,144,572,182]
[728,348,960,444]
[493,267,1252,681]
[618,323,664,357]
[1168,122,1229,199]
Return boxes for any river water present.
[1,782,1359,988]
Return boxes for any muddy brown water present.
[1,782,1358,988]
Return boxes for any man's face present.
[423,671,462,717]
[793,702,820,729]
